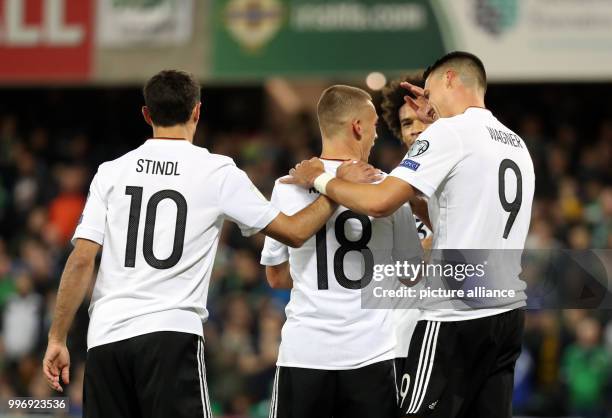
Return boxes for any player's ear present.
[142,106,153,126]
[192,102,201,123]
[352,119,362,140]
[445,70,455,88]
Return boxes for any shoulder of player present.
[420,118,461,144]
[94,157,122,182]
[271,176,313,196]
[494,120,525,143]
[441,109,498,135]
[202,150,237,169]
[86,159,119,195]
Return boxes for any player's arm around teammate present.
[262,194,336,248]
[284,160,416,218]
[281,69,450,218]
[266,160,381,289]
[262,159,379,248]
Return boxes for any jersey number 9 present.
[498,159,523,239]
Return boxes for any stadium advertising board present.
[96,0,194,47]
[443,0,612,81]
[0,0,93,81]
[211,0,447,78]
[211,0,612,80]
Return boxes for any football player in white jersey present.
[380,75,435,395]
[41,70,342,418]
[285,52,535,418]
[261,85,423,418]
[381,75,433,248]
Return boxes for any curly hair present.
[380,74,424,140]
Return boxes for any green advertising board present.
[211,0,451,79]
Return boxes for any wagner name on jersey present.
[261,160,423,368]
[390,108,535,321]
[73,139,280,349]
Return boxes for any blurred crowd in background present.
[0,83,610,418]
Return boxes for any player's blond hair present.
[317,85,372,139]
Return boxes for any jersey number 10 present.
[124,186,187,269]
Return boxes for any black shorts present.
[270,360,397,418]
[395,309,524,418]
[84,331,212,418]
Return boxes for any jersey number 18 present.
[315,210,374,290]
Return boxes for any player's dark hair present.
[143,70,201,127]
[380,74,424,140]
[423,51,487,91]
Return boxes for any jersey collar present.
[464,107,491,115]
[320,157,353,162]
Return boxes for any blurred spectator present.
[521,312,567,415]
[562,317,612,418]
[20,238,57,293]
[0,115,19,167]
[210,293,255,412]
[13,148,42,215]
[2,273,42,360]
[588,187,612,248]
[48,165,87,245]
[0,242,15,309]
[558,178,583,223]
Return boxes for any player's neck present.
[457,100,486,115]
[320,139,362,162]
[446,92,486,117]
[151,125,194,143]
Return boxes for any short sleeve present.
[72,169,108,246]
[260,182,289,266]
[389,121,462,197]
[218,165,280,237]
[260,236,289,266]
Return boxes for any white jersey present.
[261,160,423,369]
[390,108,535,321]
[73,139,279,349]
